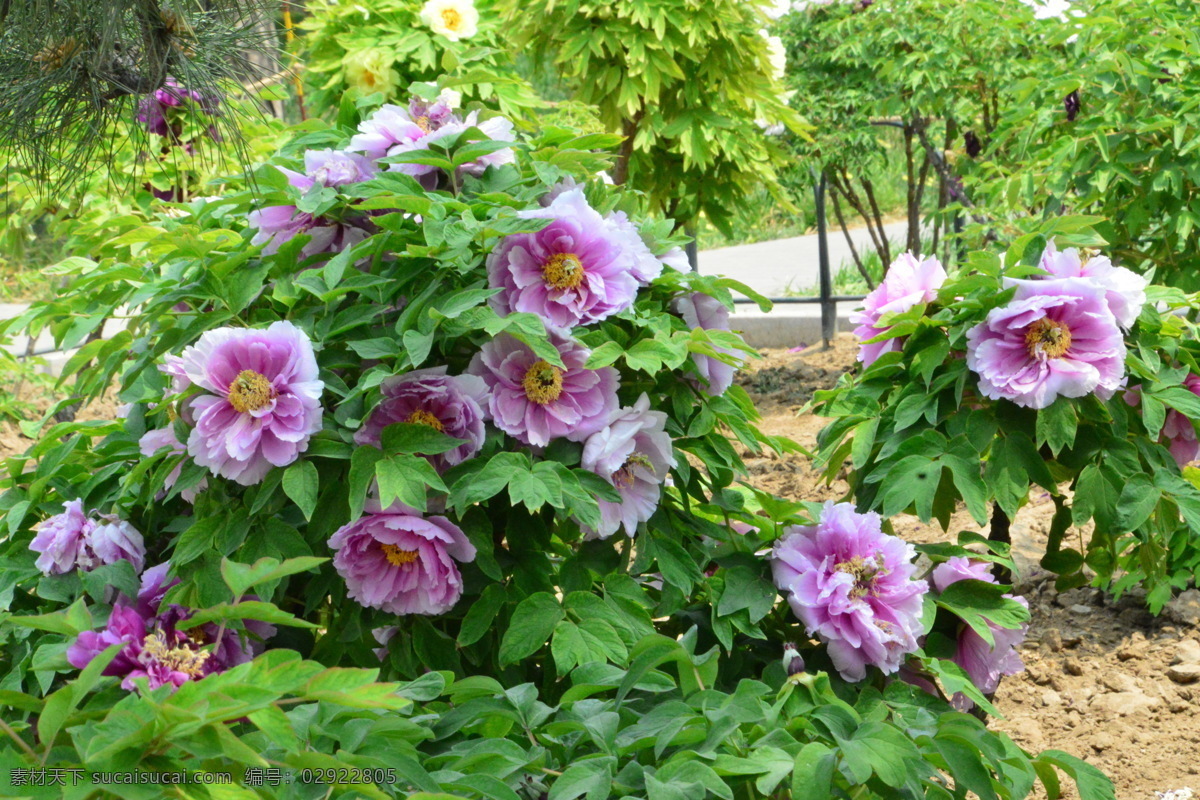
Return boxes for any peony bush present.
[0,87,1113,798]
[815,217,1200,610]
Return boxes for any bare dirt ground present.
[739,335,1200,800]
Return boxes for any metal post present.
[814,171,834,348]
[685,225,699,272]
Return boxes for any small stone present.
[1041,689,1061,706]
[1173,639,1200,665]
[1064,658,1085,676]
[1069,604,1093,615]
[1088,690,1160,716]
[1170,701,1190,714]
[1101,672,1138,694]
[1168,664,1200,684]
[1165,589,1200,626]
[1090,732,1114,752]
[1043,630,1063,653]
[1063,635,1083,649]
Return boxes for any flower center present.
[1024,317,1072,359]
[441,7,463,30]
[141,631,210,678]
[414,115,431,133]
[227,369,275,413]
[406,409,444,432]
[381,543,420,566]
[542,253,585,290]
[611,452,653,489]
[522,361,565,404]
[834,554,888,600]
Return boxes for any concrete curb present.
[731,302,858,349]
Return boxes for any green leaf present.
[547,758,615,800]
[935,581,1030,647]
[176,600,321,630]
[221,556,327,598]
[282,461,319,521]
[1035,401,1077,455]
[381,422,468,456]
[792,742,836,800]
[499,592,564,666]
[458,584,506,647]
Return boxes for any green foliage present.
[506,0,806,232]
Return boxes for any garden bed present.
[740,335,1200,800]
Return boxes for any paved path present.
[698,220,909,298]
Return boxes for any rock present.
[1043,630,1062,653]
[1041,689,1061,707]
[1088,690,1160,716]
[1168,664,1200,684]
[1070,604,1093,615]
[1166,590,1200,625]
[1173,639,1200,665]
[1064,658,1085,676]
[1100,672,1139,694]
[1062,634,1083,649]
[1090,732,1114,752]
[1118,633,1149,661]
[1170,700,1191,714]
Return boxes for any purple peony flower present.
[89,516,146,574]
[932,557,1028,708]
[770,502,928,682]
[966,277,1126,409]
[139,427,206,503]
[348,101,514,189]
[372,626,398,661]
[179,321,324,486]
[467,333,619,447]
[850,252,947,367]
[328,507,476,615]
[1125,375,1200,467]
[277,149,377,191]
[1037,242,1146,329]
[672,293,743,396]
[29,499,95,575]
[487,187,644,330]
[135,562,177,617]
[67,603,148,682]
[355,367,489,472]
[580,393,676,539]
[137,77,218,138]
[160,354,192,395]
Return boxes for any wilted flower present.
[468,333,619,447]
[89,517,146,574]
[580,394,676,539]
[179,321,324,486]
[770,502,928,682]
[850,252,947,367]
[1064,89,1081,121]
[932,557,1028,707]
[966,277,1126,409]
[328,507,476,615]
[139,427,206,503]
[29,500,95,576]
[419,0,479,41]
[672,293,743,396]
[487,187,645,329]
[343,47,402,97]
[1037,242,1146,329]
[355,367,489,472]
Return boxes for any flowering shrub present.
[814,217,1200,609]
[0,90,1112,797]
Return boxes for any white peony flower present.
[763,33,787,82]
[437,87,463,109]
[764,0,792,19]
[419,0,480,41]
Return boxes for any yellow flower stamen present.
[381,543,420,566]
[415,115,431,133]
[522,361,564,404]
[834,554,889,600]
[141,631,210,678]
[440,7,463,31]
[1024,317,1072,359]
[542,253,585,290]
[406,409,444,431]
[227,370,275,413]
[611,453,653,489]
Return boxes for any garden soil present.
[3,343,1199,798]
[739,335,1200,800]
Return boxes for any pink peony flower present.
[179,321,324,486]
[966,277,1126,409]
[580,393,677,539]
[137,77,219,138]
[467,333,619,447]
[29,499,95,575]
[348,101,514,188]
[1037,242,1146,329]
[139,427,206,502]
[355,367,489,472]
[850,252,947,366]
[328,507,476,615]
[770,502,928,682]
[672,293,743,396]
[89,516,146,574]
[487,187,645,330]
[932,557,1028,708]
[277,148,377,191]
[1124,375,1200,467]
